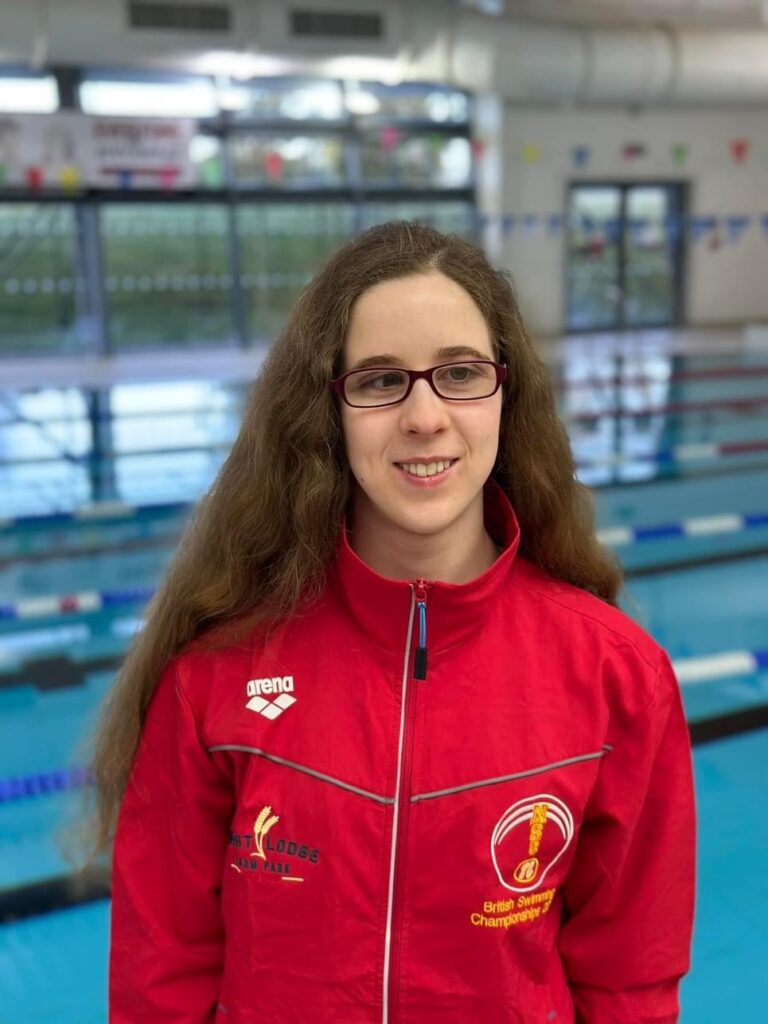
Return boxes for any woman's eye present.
[441,365,477,382]
[364,372,402,390]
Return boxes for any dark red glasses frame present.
[330,360,508,408]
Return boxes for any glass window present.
[111,381,242,505]
[0,204,86,355]
[624,186,678,328]
[0,389,90,516]
[100,203,235,350]
[566,187,622,331]
[229,134,346,188]
[0,73,59,113]
[566,183,683,332]
[79,75,218,118]
[231,78,345,122]
[361,201,476,239]
[190,133,225,188]
[361,132,472,189]
[346,82,468,124]
[237,202,355,343]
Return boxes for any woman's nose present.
[398,378,450,430]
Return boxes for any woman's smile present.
[394,458,460,486]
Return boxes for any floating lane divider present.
[597,511,768,547]
[2,435,768,530]
[2,650,766,806]
[0,587,156,620]
[565,392,768,424]
[0,499,190,531]
[0,765,93,804]
[554,364,768,392]
[578,439,768,470]
[3,510,768,618]
[674,650,768,685]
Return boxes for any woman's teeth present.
[400,460,453,477]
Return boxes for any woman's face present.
[339,270,503,548]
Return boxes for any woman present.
[95,221,695,1023]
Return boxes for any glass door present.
[566,182,685,331]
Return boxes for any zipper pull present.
[413,580,428,680]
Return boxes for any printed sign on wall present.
[86,117,195,189]
[0,113,195,190]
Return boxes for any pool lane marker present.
[2,509,767,621]
[1,650,767,806]
[577,438,768,470]
[674,650,768,685]
[0,587,155,620]
[597,511,768,547]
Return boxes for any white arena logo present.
[245,676,296,719]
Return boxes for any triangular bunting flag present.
[26,166,43,190]
[628,217,647,243]
[664,214,682,240]
[605,217,622,243]
[379,127,401,152]
[159,166,179,191]
[201,161,223,187]
[622,143,646,162]
[670,143,689,166]
[725,215,751,244]
[730,139,750,164]
[571,145,591,169]
[60,166,80,191]
[263,151,284,181]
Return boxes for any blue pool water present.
[2,356,767,1021]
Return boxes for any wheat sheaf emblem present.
[251,805,280,861]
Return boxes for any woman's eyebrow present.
[348,346,490,371]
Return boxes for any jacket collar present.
[329,478,521,657]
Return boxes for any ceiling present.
[462,0,768,29]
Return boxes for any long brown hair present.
[89,220,621,853]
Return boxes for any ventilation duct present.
[128,2,232,32]
[289,9,384,40]
[1,0,768,106]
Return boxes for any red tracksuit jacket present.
[110,480,696,1023]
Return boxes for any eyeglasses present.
[331,360,508,409]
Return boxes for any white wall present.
[478,103,768,335]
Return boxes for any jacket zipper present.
[382,579,429,1024]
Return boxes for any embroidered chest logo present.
[229,804,322,882]
[491,793,574,893]
[245,675,296,719]
[469,794,573,932]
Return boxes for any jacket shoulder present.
[511,556,664,673]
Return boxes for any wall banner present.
[0,113,195,190]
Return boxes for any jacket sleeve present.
[557,652,696,1024]
[109,658,234,1023]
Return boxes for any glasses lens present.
[433,362,497,400]
[345,368,410,407]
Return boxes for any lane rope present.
[2,647,767,805]
[597,511,768,547]
[577,439,768,470]
[2,509,768,617]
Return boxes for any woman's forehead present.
[343,272,492,367]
